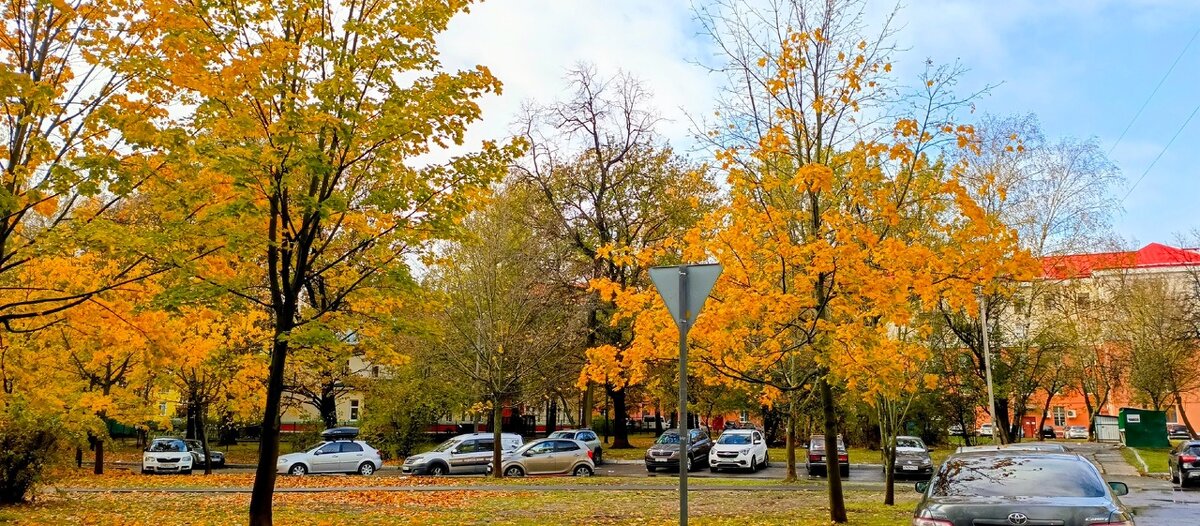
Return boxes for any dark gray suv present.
[912,451,1133,526]
[644,429,711,472]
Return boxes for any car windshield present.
[656,433,680,445]
[931,456,1107,498]
[896,438,924,449]
[432,439,462,453]
[149,440,185,452]
[717,433,752,445]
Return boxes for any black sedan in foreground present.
[912,451,1134,526]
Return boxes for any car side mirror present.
[915,481,929,493]
[522,451,534,457]
[754,440,762,445]
[1108,481,1129,496]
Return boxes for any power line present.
[1120,101,1200,204]
[1109,26,1200,155]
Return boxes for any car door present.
[522,441,557,474]
[552,440,584,472]
[339,442,365,472]
[311,442,342,473]
[752,431,766,461]
[448,439,478,473]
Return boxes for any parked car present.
[976,423,993,437]
[946,424,965,437]
[644,428,712,472]
[708,428,768,473]
[805,434,849,477]
[891,436,933,478]
[487,438,594,477]
[277,427,383,476]
[912,450,1134,526]
[547,429,602,464]
[183,439,225,468]
[1064,426,1088,440]
[402,432,523,476]
[1167,423,1193,440]
[1040,426,1058,439]
[956,443,1068,454]
[1168,440,1200,488]
[141,437,194,475]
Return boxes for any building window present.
[1052,406,1066,427]
[159,403,167,416]
[350,400,360,422]
[739,410,749,423]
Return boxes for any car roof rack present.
[321,427,359,441]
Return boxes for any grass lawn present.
[1120,446,1172,474]
[6,486,918,525]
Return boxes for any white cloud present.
[435,0,721,157]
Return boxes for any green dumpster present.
[1117,408,1170,448]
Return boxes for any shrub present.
[0,402,65,503]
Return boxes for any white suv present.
[142,438,194,475]
[708,429,768,472]
[402,432,523,476]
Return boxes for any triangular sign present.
[649,263,722,331]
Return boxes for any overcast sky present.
[435,0,1200,248]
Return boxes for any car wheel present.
[182,469,192,475]
[504,465,525,477]
[840,466,849,478]
[572,465,593,477]
[141,469,151,475]
[763,453,769,469]
[595,448,602,465]
[358,462,376,476]
[289,464,308,476]
[428,463,448,476]
[710,466,718,473]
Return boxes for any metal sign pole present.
[981,293,998,444]
[677,266,689,526]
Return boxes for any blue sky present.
[437,0,1200,246]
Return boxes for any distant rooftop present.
[1041,243,1200,279]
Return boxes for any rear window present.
[931,456,1107,498]
[341,443,364,453]
[553,440,581,452]
[1184,446,1200,456]
[896,438,924,449]
[810,437,845,450]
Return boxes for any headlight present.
[920,458,932,466]
[144,456,153,463]
[278,458,287,464]
[739,448,751,455]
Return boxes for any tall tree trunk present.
[75,447,83,468]
[319,390,338,429]
[609,387,631,449]
[249,332,291,526]
[93,439,104,475]
[200,403,212,475]
[820,375,847,523]
[1037,395,1055,442]
[581,383,594,428]
[1175,391,1197,438]
[994,398,1012,444]
[883,440,896,505]
[491,395,503,479]
[784,412,797,482]
[654,403,663,435]
[546,398,557,437]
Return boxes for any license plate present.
[901,465,918,471]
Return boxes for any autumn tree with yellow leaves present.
[137,0,518,523]
[590,0,1033,521]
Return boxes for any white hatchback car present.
[277,439,384,476]
[142,437,194,475]
[709,429,769,472]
